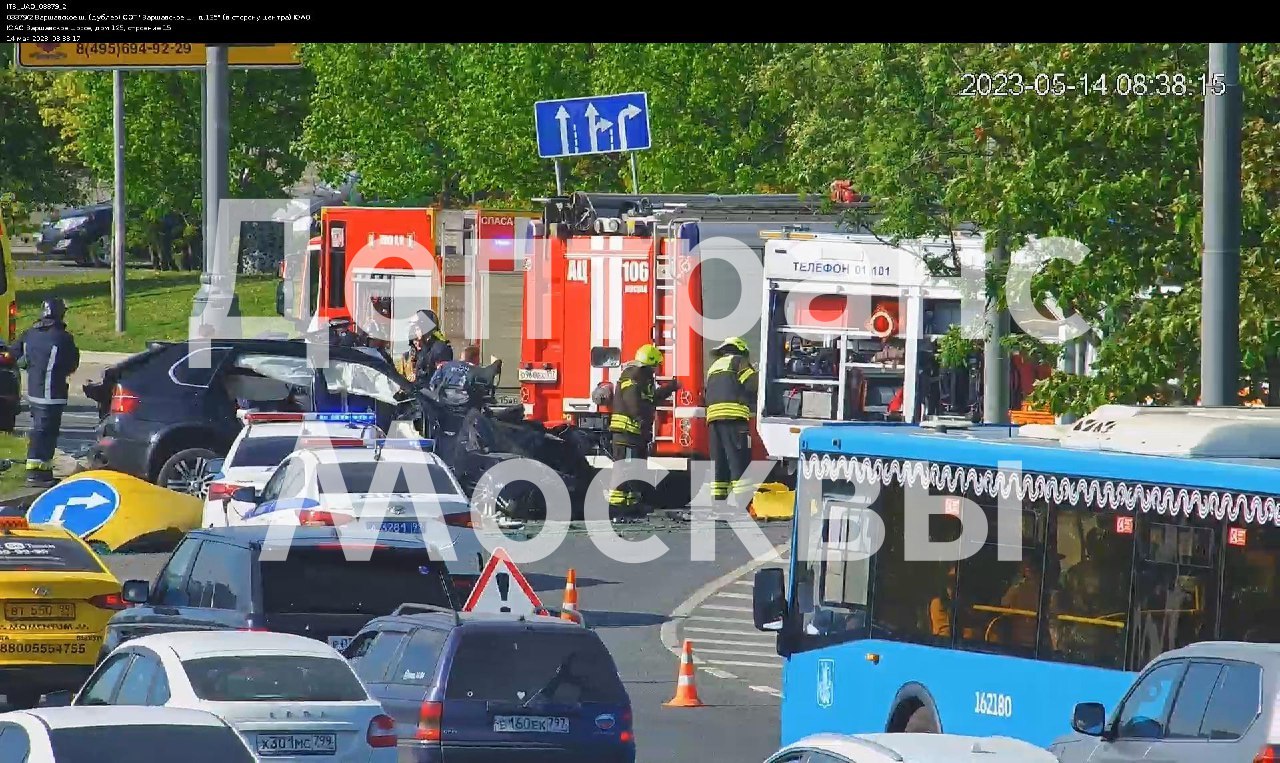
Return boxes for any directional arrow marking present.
[616,104,641,151]
[555,106,571,156]
[45,492,111,527]
[585,103,613,154]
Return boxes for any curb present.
[0,488,43,511]
[659,541,788,662]
[80,351,132,364]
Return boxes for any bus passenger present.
[929,566,957,637]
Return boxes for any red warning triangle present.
[462,547,544,615]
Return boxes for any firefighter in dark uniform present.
[10,297,80,488]
[704,337,758,506]
[607,344,677,515]
[411,309,453,383]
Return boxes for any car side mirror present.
[1071,702,1107,736]
[121,579,150,604]
[40,690,72,707]
[753,567,787,631]
[231,486,259,504]
[205,458,225,477]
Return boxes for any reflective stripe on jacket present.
[705,353,757,422]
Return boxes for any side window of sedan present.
[79,653,133,705]
[114,652,164,705]
[153,539,202,607]
[276,460,308,499]
[259,460,293,503]
[0,723,32,763]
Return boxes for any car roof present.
[294,447,448,467]
[1158,640,1280,663]
[126,630,338,659]
[20,706,229,729]
[191,524,446,552]
[783,733,1056,762]
[369,610,582,632]
[239,421,376,439]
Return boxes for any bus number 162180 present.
[974,691,1013,718]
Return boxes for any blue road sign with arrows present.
[27,478,120,538]
[534,92,651,160]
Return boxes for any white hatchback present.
[74,631,396,762]
[202,412,383,528]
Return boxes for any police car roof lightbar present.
[299,437,369,448]
[238,411,378,425]
[372,439,436,451]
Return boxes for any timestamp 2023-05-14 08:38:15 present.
[958,71,1227,98]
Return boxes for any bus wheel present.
[903,704,939,733]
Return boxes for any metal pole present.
[629,153,639,194]
[553,159,564,196]
[200,69,208,271]
[205,45,229,275]
[1201,42,1242,407]
[112,69,126,334]
[982,237,1009,423]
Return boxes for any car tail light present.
[0,351,12,366]
[109,385,139,415]
[89,593,127,610]
[451,575,478,598]
[620,708,633,743]
[366,714,396,748]
[206,482,244,502]
[298,510,352,526]
[8,301,15,344]
[443,512,473,528]
[416,701,442,742]
[1256,746,1280,763]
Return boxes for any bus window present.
[1129,521,1218,670]
[1220,526,1280,642]
[867,484,956,644]
[1041,511,1133,669]
[953,503,1047,656]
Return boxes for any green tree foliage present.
[37,65,311,268]
[0,46,85,229]
[767,43,1280,413]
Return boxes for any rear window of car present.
[445,630,627,705]
[315,462,458,496]
[260,547,453,616]
[0,536,103,572]
[49,725,255,763]
[183,655,368,702]
[229,436,300,468]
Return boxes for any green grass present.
[16,270,278,353]
[0,432,28,497]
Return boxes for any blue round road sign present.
[27,478,120,538]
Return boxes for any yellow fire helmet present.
[635,344,664,367]
[713,337,749,355]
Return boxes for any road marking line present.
[701,604,752,613]
[687,637,778,648]
[696,647,781,658]
[686,615,757,625]
[731,580,753,587]
[660,540,788,667]
[701,659,782,669]
[713,592,753,600]
[750,685,782,697]
[702,668,737,680]
[683,626,774,638]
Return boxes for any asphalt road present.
[103,520,793,763]
[13,361,112,461]
[14,258,104,278]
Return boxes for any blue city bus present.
[752,406,1280,747]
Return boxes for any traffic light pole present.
[112,69,126,334]
[1201,43,1242,407]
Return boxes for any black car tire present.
[0,404,15,433]
[156,447,219,495]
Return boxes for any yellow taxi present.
[0,516,124,708]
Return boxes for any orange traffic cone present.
[561,569,581,623]
[664,640,705,707]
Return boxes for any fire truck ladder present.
[650,218,694,445]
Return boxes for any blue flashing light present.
[312,412,377,424]
[373,438,436,451]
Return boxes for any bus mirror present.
[753,567,786,631]
[1071,702,1106,736]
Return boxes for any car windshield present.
[229,437,300,469]
[48,725,255,763]
[0,536,103,572]
[445,630,627,705]
[183,655,367,702]
[260,547,453,615]
[314,461,459,496]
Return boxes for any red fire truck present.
[278,207,441,354]
[519,193,855,494]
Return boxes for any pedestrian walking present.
[10,297,79,488]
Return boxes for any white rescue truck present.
[755,229,986,469]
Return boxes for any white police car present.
[227,438,486,587]
[201,412,383,528]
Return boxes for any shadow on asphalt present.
[581,610,670,628]
[523,573,617,592]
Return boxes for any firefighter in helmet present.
[607,344,678,516]
[704,336,758,506]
